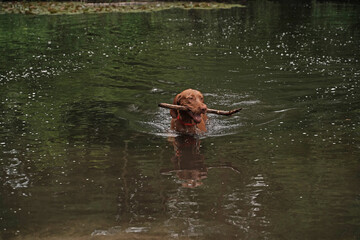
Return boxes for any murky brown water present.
[1,1,359,239]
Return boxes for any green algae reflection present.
[0,1,245,15]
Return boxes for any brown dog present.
[170,89,208,134]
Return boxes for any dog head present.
[170,89,207,123]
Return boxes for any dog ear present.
[170,93,182,118]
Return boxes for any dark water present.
[1,1,359,239]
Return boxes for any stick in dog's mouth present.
[158,103,242,116]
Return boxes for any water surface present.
[0,1,359,239]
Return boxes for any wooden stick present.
[158,103,242,116]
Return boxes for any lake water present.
[0,1,359,239]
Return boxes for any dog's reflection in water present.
[162,135,207,188]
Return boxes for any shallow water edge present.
[0,1,245,15]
